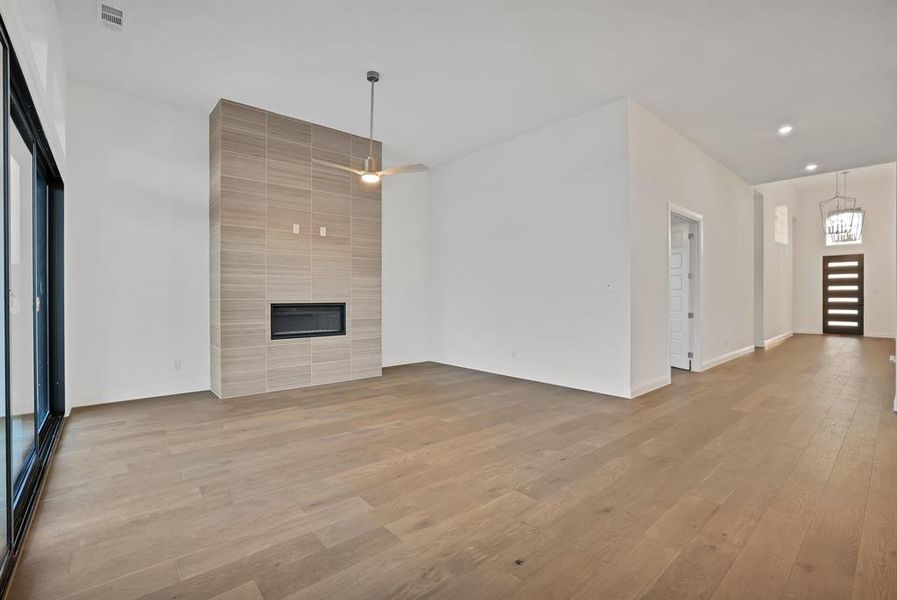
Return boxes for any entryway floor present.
[8,334,896,599]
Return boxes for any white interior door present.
[669,221,691,370]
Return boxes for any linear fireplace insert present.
[270,303,346,340]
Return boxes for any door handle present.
[35,297,40,312]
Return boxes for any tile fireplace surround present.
[210,99,382,398]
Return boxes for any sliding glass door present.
[8,119,35,485]
[0,13,65,594]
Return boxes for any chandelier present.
[819,171,864,245]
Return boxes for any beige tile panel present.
[351,353,382,379]
[312,234,350,259]
[351,336,381,358]
[312,190,351,216]
[222,128,266,158]
[267,206,311,245]
[351,218,381,248]
[210,345,221,396]
[351,318,381,340]
[221,322,267,349]
[267,137,311,164]
[266,274,312,303]
[221,346,266,397]
[221,225,266,254]
[312,253,350,279]
[312,125,351,154]
[221,100,266,136]
[221,177,266,228]
[349,299,380,320]
[351,276,381,300]
[267,364,311,392]
[351,197,381,222]
[267,339,311,365]
[350,364,382,381]
[311,359,351,386]
[221,298,265,324]
[267,158,311,191]
[268,183,312,212]
[221,270,265,300]
[312,277,350,302]
[350,243,380,260]
[220,247,265,273]
[267,227,311,256]
[210,322,220,349]
[267,112,312,145]
[221,150,265,182]
[266,250,311,277]
[351,257,381,277]
[209,170,221,207]
[313,212,350,239]
[312,335,350,363]
[312,162,351,196]
[221,377,266,398]
[267,342,312,390]
[210,297,220,325]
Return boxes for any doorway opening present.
[669,205,702,372]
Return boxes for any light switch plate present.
[319,226,327,237]
[292,224,300,234]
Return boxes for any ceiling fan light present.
[361,172,380,184]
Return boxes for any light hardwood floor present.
[8,334,896,600]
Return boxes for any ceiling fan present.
[313,71,427,184]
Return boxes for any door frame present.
[668,203,703,371]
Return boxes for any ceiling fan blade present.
[378,164,429,176]
[313,158,362,175]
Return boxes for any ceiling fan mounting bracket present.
[366,70,380,83]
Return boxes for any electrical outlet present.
[173,360,181,372]
[319,226,327,237]
[292,224,301,234]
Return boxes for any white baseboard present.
[630,374,671,398]
[791,329,894,340]
[72,382,211,409]
[697,345,755,372]
[759,331,792,348]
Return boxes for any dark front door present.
[822,254,864,335]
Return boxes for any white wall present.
[754,180,797,344]
[382,170,430,366]
[628,100,754,392]
[67,81,209,406]
[429,100,632,397]
[792,163,896,337]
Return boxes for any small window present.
[825,209,863,246]
[774,205,789,244]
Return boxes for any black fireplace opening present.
[271,303,346,340]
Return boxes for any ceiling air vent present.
[98,3,123,31]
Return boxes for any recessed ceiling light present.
[778,124,794,136]
[805,163,818,172]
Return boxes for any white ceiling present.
[56,1,897,184]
